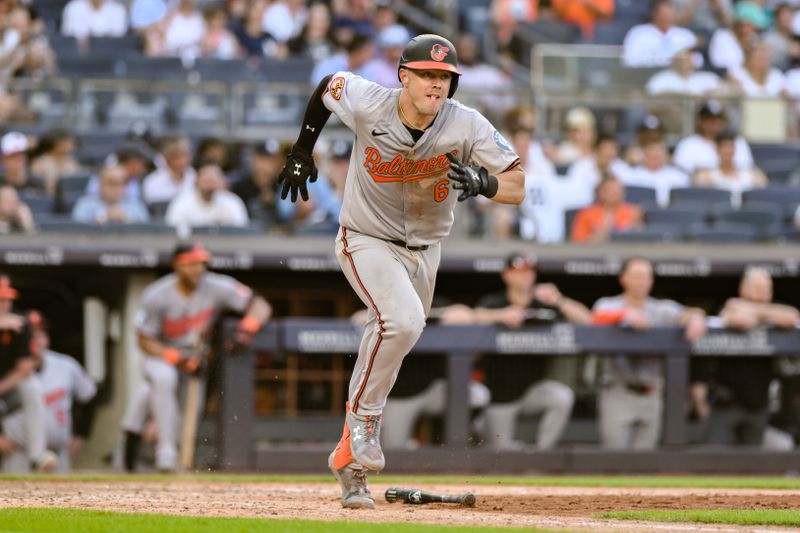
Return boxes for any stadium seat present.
[669,187,733,207]
[564,207,582,238]
[258,56,316,83]
[190,224,264,236]
[55,174,93,214]
[56,56,122,78]
[624,185,657,205]
[611,224,683,242]
[36,219,99,234]
[123,57,186,80]
[190,58,252,82]
[714,206,783,231]
[75,132,127,167]
[88,34,143,58]
[591,20,638,45]
[742,187,800,211]
[47,35,81,58]
[19,195,54,215]
[147,201,171,219]
[644,206,707,228]
[685,222,760,243]
[615,0,652,23]
[104,222,176,235]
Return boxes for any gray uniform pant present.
[0,375,48,472]
[1,407,70,472]
[482,380,575,450]
[123,357,204,467]
[336,227,441,416]
[598,384,663,449]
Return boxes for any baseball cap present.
[637,114,665,133]
[734,1,769,30]
[379,24,410,49]
[0,275,18,300]
[1,132,28,157]
[331,140,352,160]
[565,107,595,130]
[254,138,281,157]
[505,252,537,270]
[698,100,727,119]
[173,242,212,265]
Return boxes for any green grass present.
[0,508,563,533]
[2,473,800,489]
[600,509,800,527]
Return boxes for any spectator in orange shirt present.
[552,0,614,39]
[571,174,642,243]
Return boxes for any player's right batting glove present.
[278,144,318,202]
[225,316,260,357]
[163,348,202,376]
[446,153,498,201]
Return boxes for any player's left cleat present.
[328,451,375,509]
[346,410,384,471]
[33,450,58,473]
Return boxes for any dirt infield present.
[2,479,800,532]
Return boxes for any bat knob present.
[461,492,476,507]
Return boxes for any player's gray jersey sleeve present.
[205,273,253,314]
[463,111,519,177]
[322,71,391,132]
[65,355,97,403]
[134,285,163,338]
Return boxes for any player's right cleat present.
[346,410,385,471]
[328,451,375,509]
[33,450,58,473]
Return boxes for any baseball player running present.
[277,34,525,508]
[1,312,97,472]
[120,243,271,472]
[0,275,58,472]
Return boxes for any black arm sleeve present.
[72,396,98,439]
[295,74,334,153]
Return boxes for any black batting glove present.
[278,145,318,202]
[446,152,498,201]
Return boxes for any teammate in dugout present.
[1,312,97,473]
[119,243,271,472]
[277,34,525,509]
[0,275,58,472]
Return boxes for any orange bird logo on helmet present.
[430,44,449,61]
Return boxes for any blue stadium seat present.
[750,143,800,184]
[591,20,638,45]
[644,206,707,228]
[611,224,683,242]
[190,224,264,236]
[624,185,657,205]
[36,219,99,234]
[685,222,760,243]
[257,56,316,83]
[713,206,783,231]
[742,187,800,212]
[55,174,93,214]
[88,34,143,58]
[19,195,54,215]
[669,187,733,207]
[122,57,186,80]
[190,58,252,82]
[104,222,176,235]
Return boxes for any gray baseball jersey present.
[134,272,253,351]
[322,71,519,247]
[2,350,96,452]
[593,295,685,387]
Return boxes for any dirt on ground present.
[2,479,800,532]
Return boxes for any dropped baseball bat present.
[385,488,476,507]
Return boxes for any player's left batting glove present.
[278,144,318,202]
[225,316,260,356]
[446,152,499,201]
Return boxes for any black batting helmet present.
[398,34,461,98]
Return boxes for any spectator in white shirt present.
[622,0,699,68]
[728,41,787,97]
[61,0,127,39]
[708,10,761,71]
[623,139,690,207]
[150,0,205,59]
[646,47,722,96]
[694,131,768,207]
[566,133,631,208]
[165,161,249,228]
[142,136,196,206]
[200,4,240,59]
[366,24,410,88]
[262,0,308,43]
[673,101,754,176]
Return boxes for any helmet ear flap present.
[448,74,459,99]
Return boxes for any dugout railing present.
[216,318,800,473]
